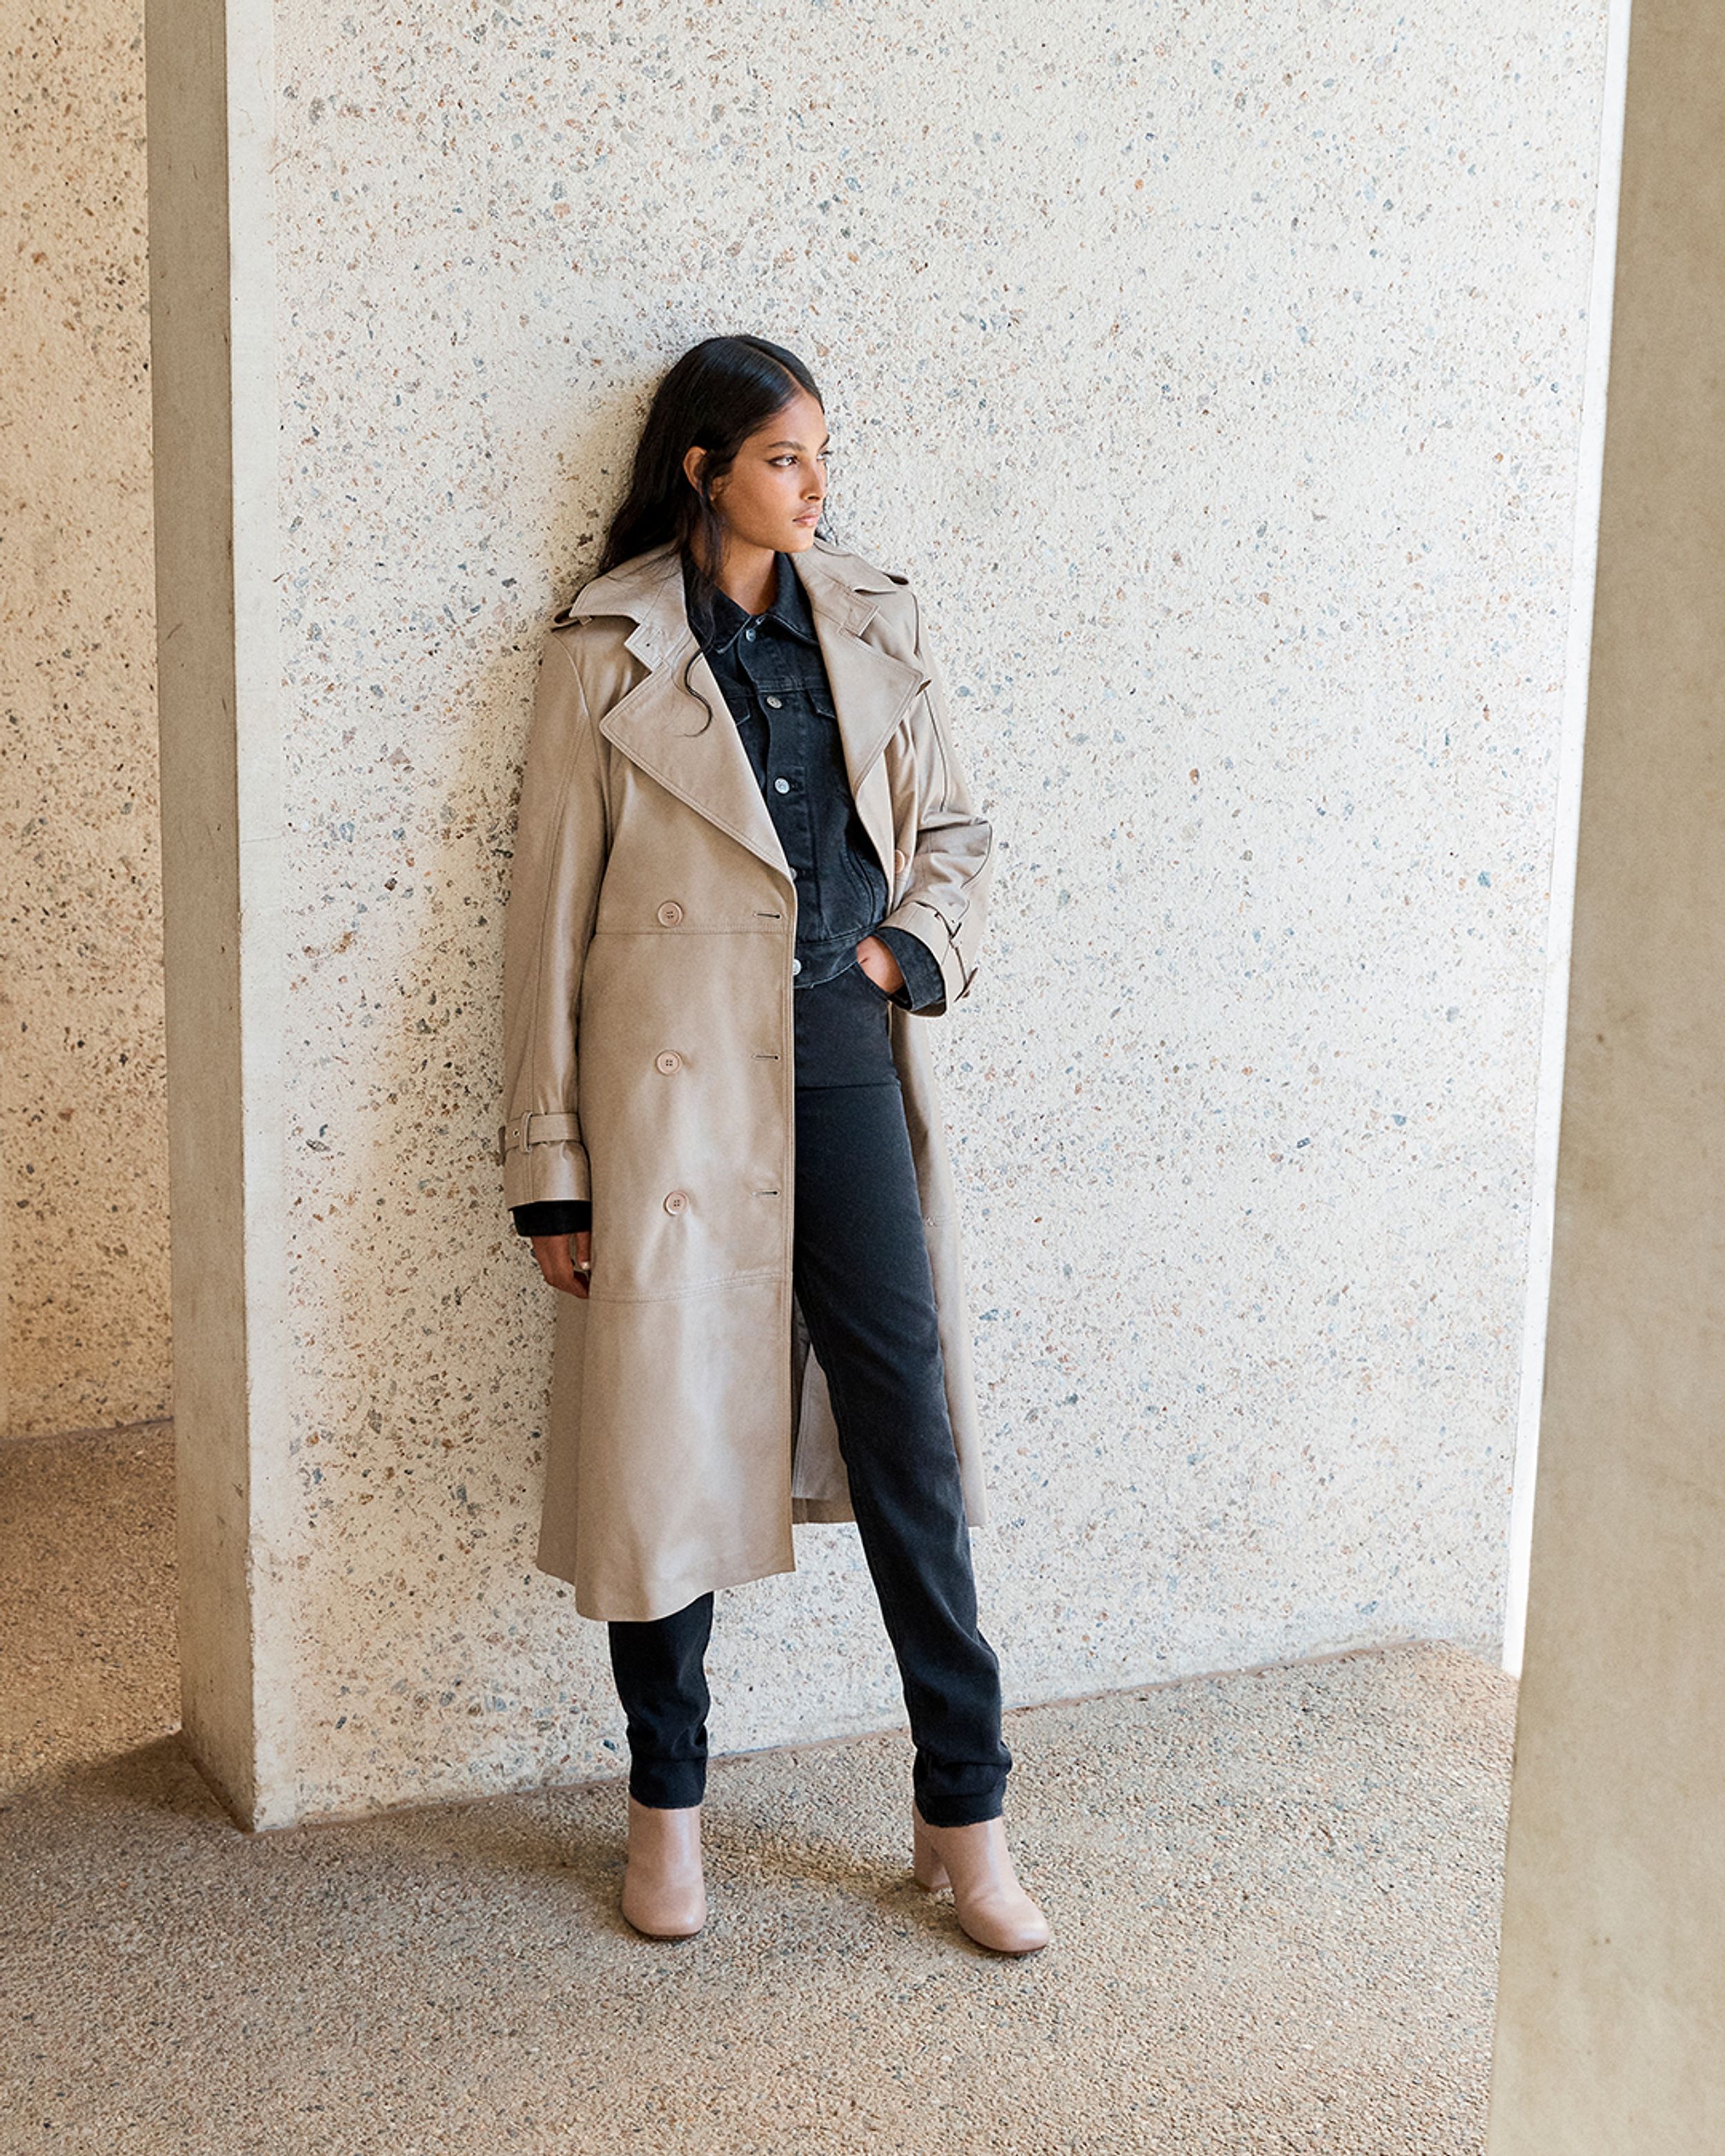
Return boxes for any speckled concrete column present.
[146,0,297,1826]
[150,0,1610,1828]
[1488,0,1725,2143]
[1,0,168,1440]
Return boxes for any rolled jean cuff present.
[912,1756,1011,1828]
[628,1759,707,1810]
[914,1789,1007,1828]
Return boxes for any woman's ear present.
[682,443,707,497]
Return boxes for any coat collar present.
[557,538,929,887]
[555,534,906,649]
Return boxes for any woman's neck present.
[709,537,778,616]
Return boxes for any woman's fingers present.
[531,1229,593,1299]
[856,933,905,994]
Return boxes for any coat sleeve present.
[498,632,608,1214]
[876,595,996,1016]
[871,921,949,1012]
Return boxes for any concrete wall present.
[1488,0,1725,2142]
[152,0,1610,1824]
[0,0,170,1439]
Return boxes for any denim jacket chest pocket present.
[806,683,890,924]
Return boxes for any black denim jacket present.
[513,548,945,1240]
[684,547,945,1002]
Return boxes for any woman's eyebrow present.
[763,437,832,451]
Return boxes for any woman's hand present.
[855,933,905,996]
[531,1229,593,1298]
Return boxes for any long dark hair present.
[593,335,838,634]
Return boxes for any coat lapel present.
[570,544,787,876]
[601,637,792,878]
[793,547,930,891]
[569,539,929,888]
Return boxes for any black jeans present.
[607,960,1013,1828]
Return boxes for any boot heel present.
[911,1806,949,1890]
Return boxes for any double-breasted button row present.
[656,899,683,924]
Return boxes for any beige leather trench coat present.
[500,535,996,1621]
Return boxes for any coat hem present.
[535,1541,800,1624]
[791,1496,859,1525]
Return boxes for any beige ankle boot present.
[911,1799,1052,1955]
[620,1793,707,1939]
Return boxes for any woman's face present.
[690,388,829,554]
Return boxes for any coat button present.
[894,848,909,876]
[663,1189,689,1214]
[655,1050,682,1074]
[656,900,684,925]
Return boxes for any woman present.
[500,334,1048,1955]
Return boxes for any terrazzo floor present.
[1,1423,1515,2155]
